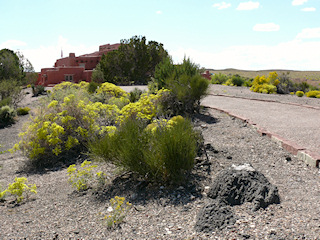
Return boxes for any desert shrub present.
[250,72,277,94]
[0,105,16,127]
[90,116,198,183]
[129,88,144,102]
[104,196,132,228]
[0,97,12,108]
[0,79,23,107]
[0,177,37,203]
[165,74,209,115]
[295,91,304,97]
[243,79,253,87]
[211,73,228,85]
[229,74,245,86]
[32,84,45,97]
[12,89,121,168]
[67,160,98,191]
[17,107,31,116]
[305,90,320,98]
[119,89,168,122]
[88,81,99,94]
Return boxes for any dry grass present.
[208,68,320,87]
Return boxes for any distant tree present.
[99,36,168,85]
[0,49,24,82]
[91,63,105,83]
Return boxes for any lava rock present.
[207,164,280,211]
[195,200,236,232]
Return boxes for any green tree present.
[0,49,24,82]
[99,36,168,85]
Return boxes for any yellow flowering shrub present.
[250,72,278,94]
[0,177,37,203]
[305,90,320,98]
[12,90,121,167]
[96,82,128,98]
[119,89,169,123]
[296,91,304,97]
[104,196,132,228]
[67,160,97,191]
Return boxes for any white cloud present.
[237,1,260,10]
[301,7,316,11]
[296,27,320,39]
[292,0,308,6]
[0,36,97,72]
[212,2,231,10]
[0,40,27,49]
[170,39,320,71]
[156,10,162,14]
[253,23,280,32]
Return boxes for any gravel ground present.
[1,87,320,239]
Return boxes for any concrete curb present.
[204,105,320,168]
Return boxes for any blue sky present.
[1,0,320,71]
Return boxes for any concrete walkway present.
[202,86,320,168]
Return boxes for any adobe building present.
[37,43,120,86]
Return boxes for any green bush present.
[88,81,99,94]
[0,97,12,108]
[153,57,208,115]
[32,84,45,96]
[17,107,31,116]
[0,105,16,127]
[129,88,144,103]
[211,73,228,85]
[89,116,198,183]
[305,90,320,98]
[295,91,304,97]
[0,79,23,107]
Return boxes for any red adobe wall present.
[37,43,120,86]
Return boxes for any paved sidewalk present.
[202,88,320,168]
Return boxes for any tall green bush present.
[89,116,198,183]
[0,105,16,127]
[153,57,208,115]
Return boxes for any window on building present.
[65,75,74,82]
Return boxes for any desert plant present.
[0,97,12,108]
[104,196,132,228]
[211,73,228,85]
[305,90,320,98]
[0,105,16,127]
[0,177,37,203]
[32,84,45,96]
[129,87,144,102]
[295,91,304,97]
[67,160,98,191]
[153,57,208,115]
[250,72,277,94]
[88,81,99,94]
[0,144,7,154]
[0,79,23,107]
[165,74,209,114]
[11,82,130,168]
[17,107,31,116]
[90,116,198,183]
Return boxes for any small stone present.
[165,227,172,234]
[201,124,208,129]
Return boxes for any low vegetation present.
[210,70,320,97]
